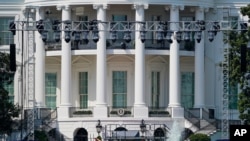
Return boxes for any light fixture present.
[82,31,89,44]
[92,25,99,43]
[121,42,126,49]
[64,25,71,43]
[166,31,173,43]
[140,119,146,136]
[140,22,147,43]
[73,31,81,42]
[9,20,16,35]
[124,30,131,43]
[184,31,191,42]
[96,120,103,135]
[41,30,48,42]
[156,24,164,43]
[176,31,182,43]
[54,31,61,42]
[110,30,117,43]
[36,19,44,34]
[212,22,220,36]
[198,20,206,31]
[195,31,202,43]
[208,31,215,42]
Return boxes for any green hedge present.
[189,133,211,141]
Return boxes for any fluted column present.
[133,4,148,118]
[194,7,206,108]
[93,4,108,118]
[58,5,72,118]
[35,7,45,108]
[168,5,184,118]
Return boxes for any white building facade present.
[0,0,249,141]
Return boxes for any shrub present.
[189,133,210,141]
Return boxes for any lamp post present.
[96,120,103,136]
[140,119,146,139]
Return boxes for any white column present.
[93,4,108,118]
[133,4,148,118]
[58,5,72,118]
[168,5,184,118]
[194,7,205,108]
[35,7,45,108]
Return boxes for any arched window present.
[74,128,88,141]
[154,128,165,141]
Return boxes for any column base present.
[93,106,108,118]
[58,106,70,119]
[133,106,148,118]
[169,107,184,118]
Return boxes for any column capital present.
[133,3,148,10]
[165,5,184,11]
[195,6,209,13]
[93,4,109,10]
[57,5,70,11]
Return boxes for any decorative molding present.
[133,3,148,10]
[93,4,109,10]
[165,5,184,11]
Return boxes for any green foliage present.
[227,4,250,124]
[189,133,211,141]
[0,87,20,135]
[34,130,48,141]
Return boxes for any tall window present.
[45,73,57,109]
[229,83,238,109]
[3,75,14,104]
[0,17,14,45]
[79,72,88,109]
[181,72,194,108]
[112,71,127,108]
[151,71,160,108]
[112,15,127,40]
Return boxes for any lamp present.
[208,30,215,42]
[140,22,147,43]
[166,31,173,43]
[64,25,71,43]
[36,19,44,34]
[92,25,99,43]
[73,31,81,42]
[96,120,103,135]
[41,30,48,42]
[140,119,146,136]
[212,22,220,36]
[176,31,182,43]
[82,31,89,44]
[110,30,117,43]
[9,21,16,35]
[195,31,202,43]
[124,30,131,43]
[54,31,61,42]
[198,20,206,31]
[184,31,191,42]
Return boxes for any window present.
[0,17,14,45]
[223,16,238,29]
[3,75,14,104]
[151,71,160,108]
[79,72,88,109]
[45,73,57,109]
[229,83,238,109]
[112,14,127,40]
[181,72,194,108]
[112,71,127,108]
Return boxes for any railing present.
[184,108,200,129]
[69,107,94,117]
[108,106,133,117]
[148,107,171,117]
[45,39,195,51]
